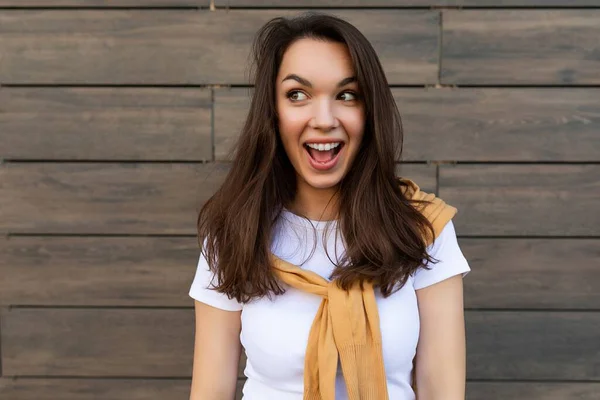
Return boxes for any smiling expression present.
[276,38,366,194]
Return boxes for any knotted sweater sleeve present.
[399,178,471,289]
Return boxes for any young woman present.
[189,12,470,400]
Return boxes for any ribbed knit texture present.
[271,178,457,399]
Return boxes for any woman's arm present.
[414,275,467,400]
[189,300,242,400]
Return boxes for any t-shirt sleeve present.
[188,246,243,312]
[413,220,471,290]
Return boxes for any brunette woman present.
[189,12,470,400]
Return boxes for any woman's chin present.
[300,172,343,191]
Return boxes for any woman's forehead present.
[277,39,355,87]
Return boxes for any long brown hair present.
[197,12,437,303]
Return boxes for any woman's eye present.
[287,91,308,102]
[339,91,357,101]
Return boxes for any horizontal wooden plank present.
[395,164,437,194]
[0,163,228,234]
[0,10,437,85]
[0,163,433,235]
[396,88,600,162]
[0,378,193,400]
[462,238,600,309]
[467,311,600,380]
[216,0,600,6]
[215,88,600,162]
[4,308,599,381]
[0,88,212,161]
[0,308,194,376]
[0,378,245,400]
[0,308,247,377]
[214,88,251,161]
[467,382,600,400]
[457,0,600,5]
[439,164,600,236]
[2,379,600,400]
[0,0,208,5]
[442,10,600,85]
[0,236,201,307]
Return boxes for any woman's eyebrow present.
[281,74,356,88]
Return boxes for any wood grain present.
[439,164,600,236]
[214,88,253,161]
[0,163,433,235]
[0,88,212,161]
[442,10,600,85]
[4,308,599,381]
[466,311,600,380]
[0,0,208,5]
[215,0,600,6]
[458,0,600,5]
[467,382,600,400]
[0,10,437,85]
[461,238,600,309]
[395,88,600,162]
[0,378,193,400]
[2,379,600,400]
[215,87,600,162]
[0,307,245,377]
[0,236,200,307]
[395,164,437,194]
[0,163,229,235]
[0,308,194,377]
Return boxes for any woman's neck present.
[288,180,340,222]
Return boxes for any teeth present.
[306,142,341,151]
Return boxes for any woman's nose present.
[310,98,338,131]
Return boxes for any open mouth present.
[303,143,345,164]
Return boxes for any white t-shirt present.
[189,208,470,400]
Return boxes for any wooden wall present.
[1,1,599,399]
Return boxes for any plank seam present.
[7,306,600,312]
[3,84,600,89]
[203,6,600,10]
[437,10,442,86]
[210,88,216,163]
[0,6,210,10]
[2,376,600,383]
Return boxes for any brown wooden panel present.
[462,238,600,309]
[0,378,192,400]
[216,0,600,5]
[0,378,245,400]
[0,163,229,235]
[0,308,247,377]
[458,0,600,5]
[395,88,600,162]
[439,164,600,236]
[0,0,208,5]
[5,380,599,400]
[0,88,212,161]
[0,236,201,307]
[0,10,437,85]
[5,309,599,381]
[467,382,600,400]
[214,88,252,161]
[215,88,600,162]
[466,311,600,380]
[395,164,437,194]
[442,10,600,85]
[1,308,194,376]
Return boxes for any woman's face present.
[276,38,365,193]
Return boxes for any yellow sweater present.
[270,178,457,400]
